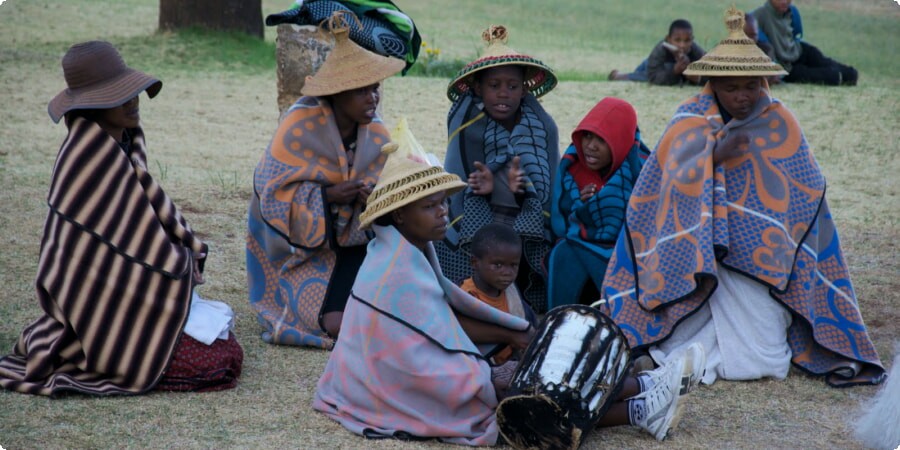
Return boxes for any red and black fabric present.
[156,333,243,392]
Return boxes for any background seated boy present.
[460,223,539,365]
[609,19,706,86]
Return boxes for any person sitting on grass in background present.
[246,11,405,348]
[460,223,539,365]
[0,41,243,396]
[437,25,559,314]
[609,19,705,86]
[547,97,650,311]
[313,120,708,445]
[744,10,782,86]
[599,7,885,388]
[753,0,857,85]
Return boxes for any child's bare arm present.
[456,313,534,350]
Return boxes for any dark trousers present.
[786,41,858,86]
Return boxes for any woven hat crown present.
[447,25,557,102]
[47,41,162,123]
[684,6,787,77]
[358,118,465,229]
[301,11,405,97]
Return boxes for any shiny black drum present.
[496,304,631,449]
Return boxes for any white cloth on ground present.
[649,268,792,384]
[184,291,235,345]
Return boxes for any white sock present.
[637,373,654,392]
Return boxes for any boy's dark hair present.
[471,223,521,258]
[668,19,693,36]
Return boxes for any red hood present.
[571,97,637,182]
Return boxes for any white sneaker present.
[636,343,706,440]
[634,354,686,441]
[644,343,707,396]
[680,342,707,396]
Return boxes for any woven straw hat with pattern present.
[359,119,466,229]
[302,11,405,97]
[684,6,787,77]
[447,25,557,102]
[48,41,162,124]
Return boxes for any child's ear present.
[392,209,403,225]
[471,79,482,97]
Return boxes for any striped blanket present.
[247,96,388,347]
[0,117,205,395]
[599,84,885,387]
[314,225,530,445]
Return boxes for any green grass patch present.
[118,27,276,76]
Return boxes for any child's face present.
[769,0,791,15]
[472,243,521,293]
[580,131,613,172]
[393,191,450,250]
[331,83,380,126]
[666,28,694,55]
[710,76,762,121]
[473,66,526,129]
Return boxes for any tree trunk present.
[159,0,263,39]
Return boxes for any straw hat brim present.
[447,55,557,102]
[359,167,466,229]
[684,24,788,77]
[48,68,162,123]
[301,45,405,97]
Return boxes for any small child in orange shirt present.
[460,223,539,364]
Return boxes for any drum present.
[496,304,631,449]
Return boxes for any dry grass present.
[1,0,898,449]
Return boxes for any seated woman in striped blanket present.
[0,41,243,396]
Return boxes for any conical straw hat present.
[447,25,557,102]
[684,6,787,77]
[302,11,405,97]
[359,118,466,229]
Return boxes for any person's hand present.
[192,253,206,287]
[468,161,494,195]
[673,53,690,74]
[507,156,525,194]
[326,180,365,204]
[509,325,535,351]
[579,183,597,201]
[356,182,374,204]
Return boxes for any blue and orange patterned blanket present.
[600,84,885,387]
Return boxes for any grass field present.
[1,0,898,448]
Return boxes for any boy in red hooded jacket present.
[548,97,650,309]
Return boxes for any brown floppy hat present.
[48,41,162,123]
